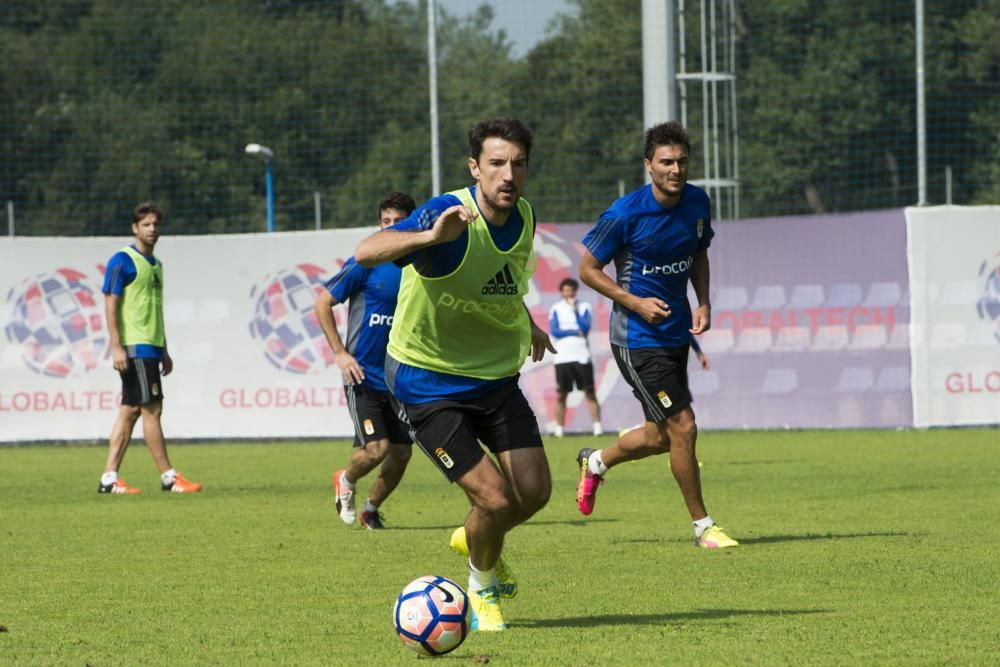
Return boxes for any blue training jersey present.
[324,258,401,393]
[102,245,163,360]
[384,187,533,404]
[583,183,713,348]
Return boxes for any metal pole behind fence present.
[428,0,441,196]
[265,160,275,233]
[916,0,927,205]
[314,191,322,230]
[945,165,953,205]
[7,200,13,237]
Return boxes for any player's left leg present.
[664,407,737,549]
[496,447,551,527]
[579,363,603,436]
[455,456,518,631]
[362,443,412,529]
[553,390,568,437]
[140,398,201,493]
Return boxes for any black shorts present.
[555,362,595,394]
[346,383,412,447]
[120,357,163,407]
[391,380,543,482]
[611,344,692,422]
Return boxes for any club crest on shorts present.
[152,383,160,397]
[434,447,455,469]
[657,390,672,409]
[696,219,705,239]
[363,419,375,435]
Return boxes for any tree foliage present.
[0,0,996,235]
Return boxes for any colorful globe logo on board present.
[248,263,341,374]
[3,268,108,378]
[976,253,1000,343]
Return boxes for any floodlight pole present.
[245,143,276,233]
[916,0,927,206]
[428,0,441,196]
[642,0,678,185]
[265,159,275,233]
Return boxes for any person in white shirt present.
[548,278,602,436]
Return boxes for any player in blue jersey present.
[98,202,202,495]
[575,121,738,549]
[353,118,556,631]
[314,192,416,530]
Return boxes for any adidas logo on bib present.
[482,263,518,296]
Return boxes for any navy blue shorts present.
[345,383,412,447]
[611,344,692,422]
[391,380,543,482]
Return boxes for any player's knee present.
[140,401,162,419]
[366,439,391,460]
[669,411,697,443]
[641,423,670,452]
[477,488,517,521]
[121,404,141,422]
[389,444,412,464]
[521,477,551,516]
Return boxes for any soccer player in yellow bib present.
[98,202,202,495]
[355,118,555,632]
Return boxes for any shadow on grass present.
[612,531,910,546]
[738,531,910,545]
[715,459,803,466]
[389,518,620,532]
[516,607,830,628]
[524,518,620,527]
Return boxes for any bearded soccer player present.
[576,121,737,549]
[98,202,202,495]
[354,118,555,631]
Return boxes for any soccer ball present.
[393,575,470,656]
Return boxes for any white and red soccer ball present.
[393,575,470,656]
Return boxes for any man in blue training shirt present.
[314,192,416,530]
[98,202,202,495]
[575,121,738,549]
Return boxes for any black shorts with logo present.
[391,379,544,483]
[345,383,413,447]
[120,357,164,407]
[611,344,692,422]
[554,361,595,394]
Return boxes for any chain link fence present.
[1,0,996,236]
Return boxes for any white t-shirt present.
[548,300,593,365]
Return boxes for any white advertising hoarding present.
[906,206,1000,427]
[1,230,369,440]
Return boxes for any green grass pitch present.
[2,429,998,665]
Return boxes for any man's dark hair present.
[469,118,533,162]
[132,202,163,224]
[378,192,416,217]
[559,277,579,291]
[644,121,691,160]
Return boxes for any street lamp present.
[245,143,275,233]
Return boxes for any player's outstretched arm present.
[579,251,671,324]
[355,205,477,268]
